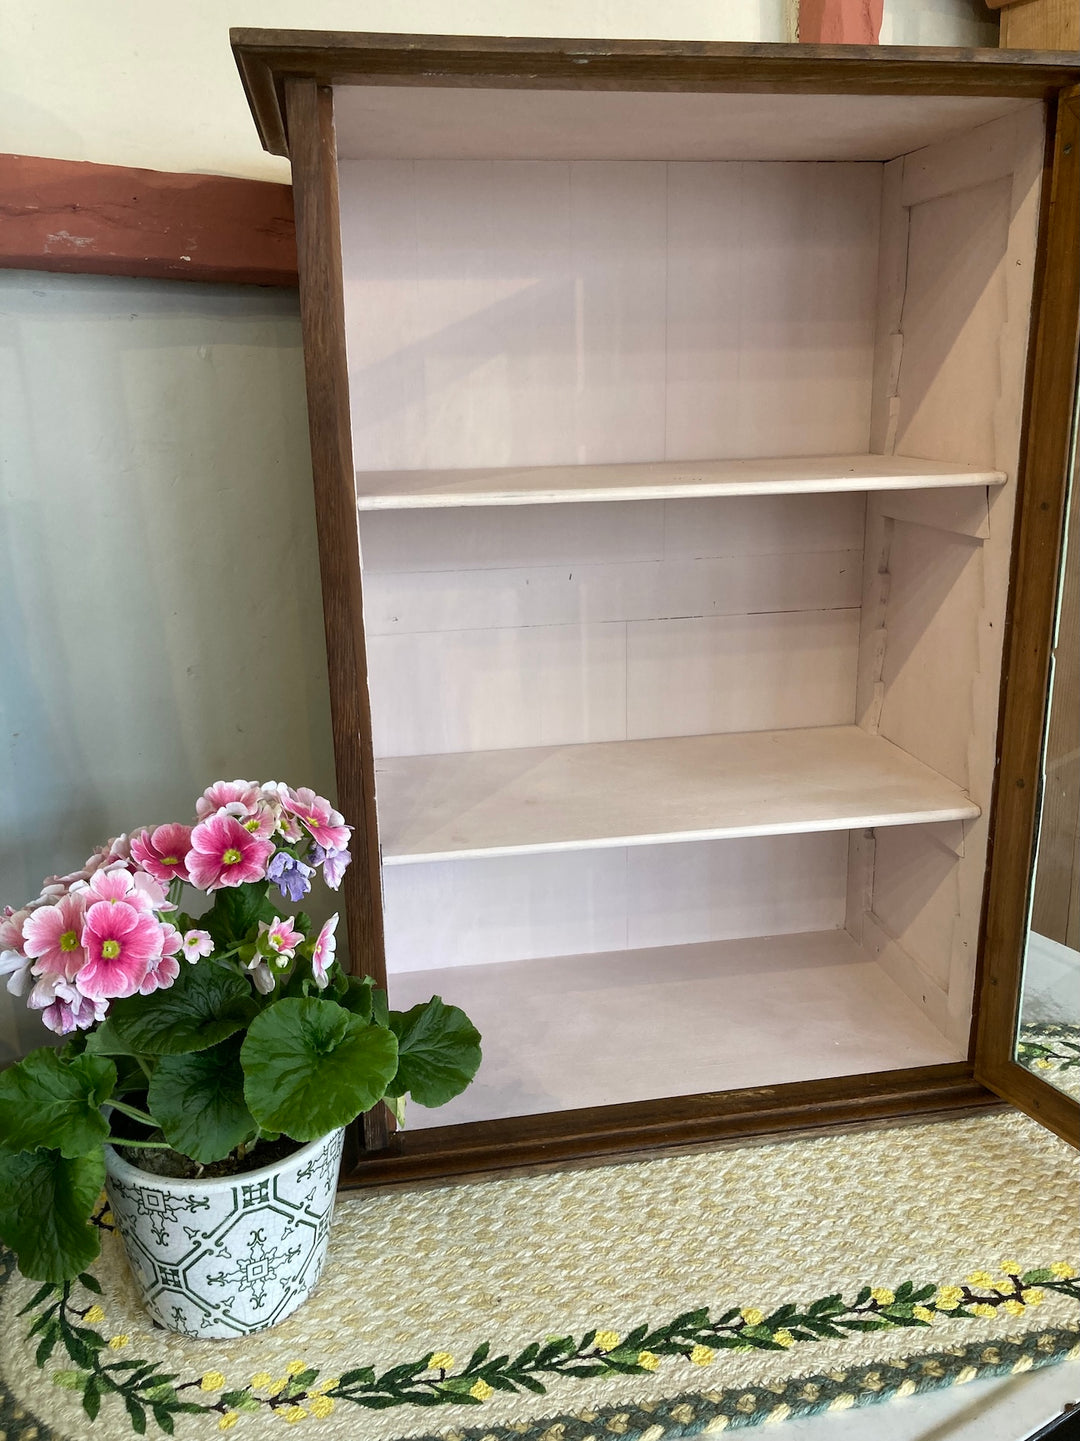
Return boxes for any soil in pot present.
[116,1134,302,1181]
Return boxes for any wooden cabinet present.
[232,34,1080,1180]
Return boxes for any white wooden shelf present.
[389,931,962,1128]
[355,453,1004,510]
[376,725,979,866]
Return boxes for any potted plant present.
[0,779,481,1338]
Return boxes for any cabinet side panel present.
[855,105,1047,1049]
[286,85,387,983]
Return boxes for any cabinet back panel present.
[339,159,881,470]
[361,495,864,758]
[383,832,847,973]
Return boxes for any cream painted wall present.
[0,0,995,181]
[0,0,997,1059]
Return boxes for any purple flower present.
[267,850,314,903]
[311,844,351,890]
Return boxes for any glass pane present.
[1017,448,1079,1099]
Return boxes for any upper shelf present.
[375,725,980,866]
[354,454,1005,510]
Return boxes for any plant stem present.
[108,1135,173,1150]
[109,1099,158,1128]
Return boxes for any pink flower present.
[77,900,165,1000]
[181,929,214,963]
[196,780,260,821]
[186,814,273,890]
[282,788,351,852]
[310,914,339,990]
[83,835,132,877]
[260,916,303,962]
[32,981,107,1035]
[0,906,30,955]
[23,891,89,981]
[139,928,182,995]
[130,824,193,884]
[78,867,171,916]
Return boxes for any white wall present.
[0,0,994,181]
[0,0,997,1060]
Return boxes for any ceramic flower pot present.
[103,1128,345,1338]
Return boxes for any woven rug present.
[1018,1021,1080,1102]
[1,1109,1077,1440]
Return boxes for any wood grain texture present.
[1030,456,1079,947]
[338,1064,1004,1188]
[1000,0,1080,53]
[231,32,1080,160]
[0,152,297,285]
[799,0,883,46]
[974,87,1080,1149]
[284,81,390,1154]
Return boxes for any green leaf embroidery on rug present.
[20,1261,1080,1433]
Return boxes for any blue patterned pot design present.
[104,1128,344,1338]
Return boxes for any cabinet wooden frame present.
[233,34,1080,1185]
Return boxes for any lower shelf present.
[389,929,963,1130]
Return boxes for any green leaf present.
[201,883,268,946]
[0,1148,104,1282]
[385,997,481,1108]
[338,976,375,1022]
[17,1281,59,1314]
[0,1049,115,1159]
[78,1271,103,1295]
[99,964,257,1056]
[240,998,398,1141]
[147,1037,256,1164]
[83,1375,101,1421]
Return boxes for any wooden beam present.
[0,153,298,286]
[996,0,1080,52]
[799,0,883,45]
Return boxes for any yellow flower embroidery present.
[594,1331,621,1352]
[740,1308,764,1327]
[84,1305,106,1325]
[1022,1289,1044,1306]
[912,1307,934,1323]
[428,1352,455,1371]
[310,1396,334,1419]
[201,1372,227,1392]
[108,1335,129,1350]
[774,1330,795,1348]
[690,1345,716,1366]
[286,1360,308,1376]
[1034,1059,1053,1070]
[250,1372,273,1390]
[869,1288,894,1307]
[469,1380,493,1401]
[637,1351,660,1371]
[266,1376,289,1397]
[966,1272,995,1288]
[284,1405,308,1423]
[1051,1263,1077,1279]
[218,1417,239,1433]
[1000,1260,1021,1275]
[1004,1300,1026,1317]
[935,1286,963,1311]
[972,1303,996,1318]
[311,1377,339,1395]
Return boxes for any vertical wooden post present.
[284,78,390,1154]
[799,0,883,44]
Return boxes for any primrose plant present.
[0,779,481,1283]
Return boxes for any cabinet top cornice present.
[229,31,1080,158]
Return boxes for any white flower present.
[0,948,32,996]
[181,929,214,963]
[249,960,276,994]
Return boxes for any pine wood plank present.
[376,725,979,865]
[355,454,1003,509]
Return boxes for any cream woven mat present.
[1,1109,1077,1440]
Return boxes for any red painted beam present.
[800,0,883,44]
[0,153,298,286]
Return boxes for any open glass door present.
[976,400,1079,1146]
